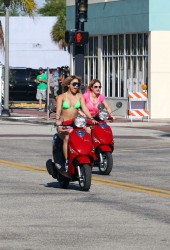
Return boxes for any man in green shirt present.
[36,67,48,111]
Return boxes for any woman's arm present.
[102,100,116,120]
[102,100,112,114]
[56,94,63,122]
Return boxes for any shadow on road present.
[160,134,170,138]
[44,182,82,191]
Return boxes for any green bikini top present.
[62,92,81,109]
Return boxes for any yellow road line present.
[116,145,170,152]
[92,176,170,195]
[0,159,46,173]
[0,159,170,198]
[92,180,170,198]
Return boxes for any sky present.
[36,0,46,8]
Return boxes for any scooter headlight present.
[74,116,87,128]
[99,110,109,120]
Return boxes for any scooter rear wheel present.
[99,152,113,175]
[79,164,91,191]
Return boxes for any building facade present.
[66,0,170,119]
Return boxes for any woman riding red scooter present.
[46,75,96,191]
[83,79,115,121]
[56,75,95,169]
[83,79,116,175]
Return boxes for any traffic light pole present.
[75,45,85,92]
[75,0,86,92]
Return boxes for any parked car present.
[9,67,39,101]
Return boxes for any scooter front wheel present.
[79,164,92,191]
[98,152,113,175]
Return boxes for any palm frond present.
[13,0,37,16]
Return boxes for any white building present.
[0,16,70,69]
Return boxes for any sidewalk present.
[1,107,170,132]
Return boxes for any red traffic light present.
[75,31,89,45]
[76,32,83,43]
[65,31,89,46]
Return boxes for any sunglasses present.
[71,82,81,87]
[93,85,101,89]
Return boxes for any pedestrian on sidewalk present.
[49,69,55,98]
[35,67,48,111]
[53,67,61,97]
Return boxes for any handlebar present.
[55,118,94,128]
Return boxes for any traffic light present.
[4,0,11,7]
[65,31,89,46]
[65,30,75,44]
[75,31,89,45]
[77,0,88,23]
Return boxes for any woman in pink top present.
[83,79,115,119]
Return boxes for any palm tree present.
[38,0,67,50]
[0,0,37,49]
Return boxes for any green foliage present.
[51,11,67,50]
[38,0,65,16]
[38,0,67,50]
[0,0,37,16]
[0,1,20,16]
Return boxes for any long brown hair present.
[63,75,82,93]
[87,79,101,91]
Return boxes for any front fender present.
[74,155,93,166]
[96,145,113,153]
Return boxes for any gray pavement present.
[0,108,170,250]
[1,107,170,133]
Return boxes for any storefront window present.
[132,34,137,55]
[108,36,112,56]
[114,36,118,55]
[84,33,148,98]
[119,35,124,55]
[126,35,130,55]
[84,37,98,83]
[102,33,148,97]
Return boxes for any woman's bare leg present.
[63,136,69,160]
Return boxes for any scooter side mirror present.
[116,101,123,109]
[98,103,105,110]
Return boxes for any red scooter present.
[46,116,95,191]
[92,102,122,175]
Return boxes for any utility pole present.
[2,0,11,116]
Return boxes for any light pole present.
[75,0,88,92]
[2,0,10,116]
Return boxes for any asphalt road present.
[0,120,170,250]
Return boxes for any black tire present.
[79,164,91,191]
[58,176,70,189]
[98,152,113,175]
[46,159,58,179]
[46,159,54,176]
